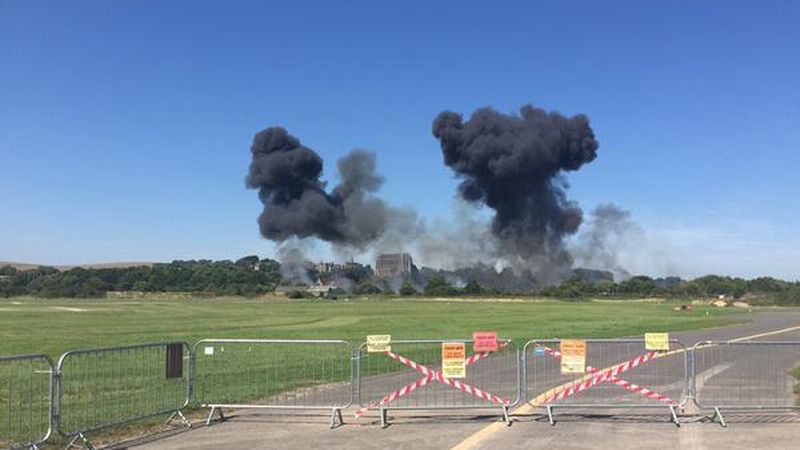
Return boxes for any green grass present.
[1,296,743,447]
[0,296,741,357]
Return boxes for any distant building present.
[311,259,357,274]
[307,279,339,297]
[375,253,413,278]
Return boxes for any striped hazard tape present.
[355,342,510,418]
[536,345,677,405]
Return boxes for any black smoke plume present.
[432,105,599,280]
[246,127,389,248]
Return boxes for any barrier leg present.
[380,407,389,429]
[167,409,192,428]
[669,405,681,427]
[502,405,511,426]
[64,432,95,450]
[546,405,555,426]
[206,406,225,426]
[330,408,344,429]
[712,407,727,428]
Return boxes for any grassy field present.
[0,296,743,357]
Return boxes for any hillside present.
[0,261,155,271]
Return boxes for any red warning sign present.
[472,331,498,352]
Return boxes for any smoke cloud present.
[432,104,599,281]
[246,127,390,249]
[246,105,649,288]
[277,240,312,285]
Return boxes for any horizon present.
[2,1,799,281]
[0,256,796,284]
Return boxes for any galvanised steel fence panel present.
[691,341,800,426]
[191,339,355,428]
[56,342,191,445]
[356,339,520,427]
[523,339,689,425]
[0,355,53,450]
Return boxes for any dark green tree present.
[463,279,482,295]
[399,282,417,296]
[424,275,454,296]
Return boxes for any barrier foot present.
[64,432,95,450]
[712,407,727,428]
[546,405,555,426]
[330,408,344,429]
[380,407,389,429]
[167,409,192,428]
[669,405,681,427]
[206,406,225,426]
[502,405,511,426]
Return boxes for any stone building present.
[375,253,413,278]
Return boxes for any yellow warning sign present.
[442,342,466,378]
[366,335,391,353]
[560,339,587,374]
[645,333,670,351]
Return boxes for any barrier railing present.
[523,339,689,426]
[2,333,799,447]
[691,340,800,427]
[191,339,355,429]
[56,342,191,448]
[355,339,520,427]
[0,355,54,450]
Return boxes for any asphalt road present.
[123,310,800,450]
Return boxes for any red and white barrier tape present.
[536,345,675,405]
[354,373,435,418]
[355,342,509,418]
[539,346,676,405]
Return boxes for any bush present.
[424,275,455,296]
[355,282,382,295]
[463,280,482,295]
[287,290,308,299]
[399,282,417,296]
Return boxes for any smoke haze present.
[574,204,640,281]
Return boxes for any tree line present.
[1,258,798,305]
[535,274,800,305]
[405,273,798,305]
[0,257,281,298]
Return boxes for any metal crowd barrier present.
[191,339,355,429]
[690,340,800,427]
[355,339,520,427]
[523,339,689,426]
[1,334,800,448]
[56,342,191,448]
[0,355,54,450]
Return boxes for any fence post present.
[685,344,696,403]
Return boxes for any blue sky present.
[1,1,798,280]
